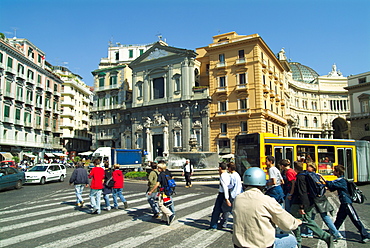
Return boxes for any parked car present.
[0,167,25,190]
[25,164,67,184]
[0,160,17,168]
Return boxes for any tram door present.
[337,148,354,180]
[274,146,294,165]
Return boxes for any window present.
[7,57,13,69]
[4,105,10,118]
[15,108,21,120]
[239,99,247,112]
[37,75,41,84]
[99,77,104,87]
[238,50,244,59]
[318,146,335,175]
[153,77,164,99]
[360,100,369,113]
[313,117,318,128]
[54,84,58,92]
[359,77,366,84]
[219,54,225,62]
[129,49,134,58]
[220,123,227,134]
[110,75,117,85]
[297,146,316,162]
[115,52,119,61]
[174,130,181,147]
[18,64,24,74]
[27,70,34,80]
[365,124,369,131]
[139,49,144,55]
[241,121,247,132]
[0,52,3,63]
[304,116,308,127]
[138,83,143,98]
[38,54,42,63]
[219,76,226,87]
[46,79,50,88]
[239,73,246,85]
[17,86,23,98]
[219,101,227,114]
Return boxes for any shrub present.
[125,171,148,179]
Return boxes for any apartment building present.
[0,35,63,161]
[91,41,154,149]
[346,71,370,140]
[196,32,288,155]
[53,66,93,155]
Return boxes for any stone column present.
[146,128,153,161]
[163,126,169,156]
[182,107,191,151]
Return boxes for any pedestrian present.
[233,167,302,248]
[112,164,128,209]
[102,161,113,211]
[182,159,193,188]
[147,162,176,225]
[88,158,105,214]
[207,162,231,230]
[326,164,370,243]
[265,155,285,204]
[280,159,296,212]
[69,161,89,207]
[301,162,343,241]
[220,162,243,229]
[290,161,334,248]
[147,162,160,218]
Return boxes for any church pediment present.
[142,48,175,62]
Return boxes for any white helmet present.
[243,167,267,186]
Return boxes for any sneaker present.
[189,184,192,187]
[168,214,176,225]
[361,238,370,243]
[76,202,81,207]
[124,201,128,209]
[80,201,84,207]
[152,213,160,218]
[185,186,189,188]
[106,206,111,211]
[333,235,345,242]
[91,208,98,214]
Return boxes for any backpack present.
[163,174,176,196]
[304,171,326,198]
[346,180,367,204]
[106,176,115,188]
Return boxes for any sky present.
[1,0,369,86]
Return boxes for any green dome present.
[289,62,319,84]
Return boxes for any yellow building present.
[196,32,287,154]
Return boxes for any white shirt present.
[219,171,231,200]
[229,171,243,199]
[183,163,193,173]
[267,166,283,190]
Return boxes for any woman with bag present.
[112,164,128,209]
[102,162,113,211]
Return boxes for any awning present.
[0,152,13,160]
[45,153,55,157]
[24,154,37,158]
[78,151,93,156]
[53,153,67,157]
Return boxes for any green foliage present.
[13,156,20,163]
[124,171,148,178]
[0,33,5,40]
[74,156,81,162]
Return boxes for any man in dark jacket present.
[69,161,89,207]
[290,162,334,248]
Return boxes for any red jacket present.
[89,167,105,189]
[112,169,124,189]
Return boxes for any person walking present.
[112,164,128,209]
[69,161,89,207]
[220,162,243,229]
[88,159,105,214]
[233,167,302,248]
[147,162,160,218]
[280,159,296,213]
[265,155,285,204]
[102,161,113,211]
[290,162,334,248]
[326,164,370,243]
[147,162,175,225]
[207,162,231,230]
[182,159,193,188]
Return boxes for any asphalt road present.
[0,168,370,248]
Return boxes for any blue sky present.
[1,0,369,86]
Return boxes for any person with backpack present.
[147,162,176,225]
[291,161,334,248]
[69,161,89,208]
[301,163,343,242]
[265,155,285,204]
[326,164,370,243]
[147,162,160,218]
[102,161,113,211]
[182,159,193,188]
[112,164,128,209]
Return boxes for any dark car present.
[0,167,25,190]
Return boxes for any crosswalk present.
[0,185,366,248]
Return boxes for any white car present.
[25,164,67,184]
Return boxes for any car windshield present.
[29,166,48,171]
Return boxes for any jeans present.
[112,188,127,208]
[74,184,85,204]
[266,185,284,204]
[147,192,160,214]
[103,194,111,208]
[274,233,298,248]
[89,189,102,213]
[209,193,225,229]
[302,212,341,238]
[284,195,292,213]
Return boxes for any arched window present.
[304,116,308,127]
[313,117,318,128]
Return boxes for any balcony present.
[25,99,33,105]
[263,84,270,93]
[60,111,75,117]
[6,66,16,75]
[3,117,12,123]
[236,58,246,65]
[35,103,43,109]
[274,72,279,80]
[16,72,25,79]
[280,99,285,106]
[35,124,42,130]
[3,91,15,99]
[14,119,24,126]
[235,84,247,91]
[26,77,35,85]
[261,59,267,68]
[45,87,53,93]
[15,95,24,102]
[53,91,61,97]
[24,121,32,127]
[216,87,227,94]
[61,100,75,106]
[95,84,120,92]
[44,106,52,112]
[216,62,226,68]
[60,122,74,128]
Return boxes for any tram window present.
[265,145,272,156]
[274,147,283,165]
[297,146,315,163]
[318,146,335,175]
